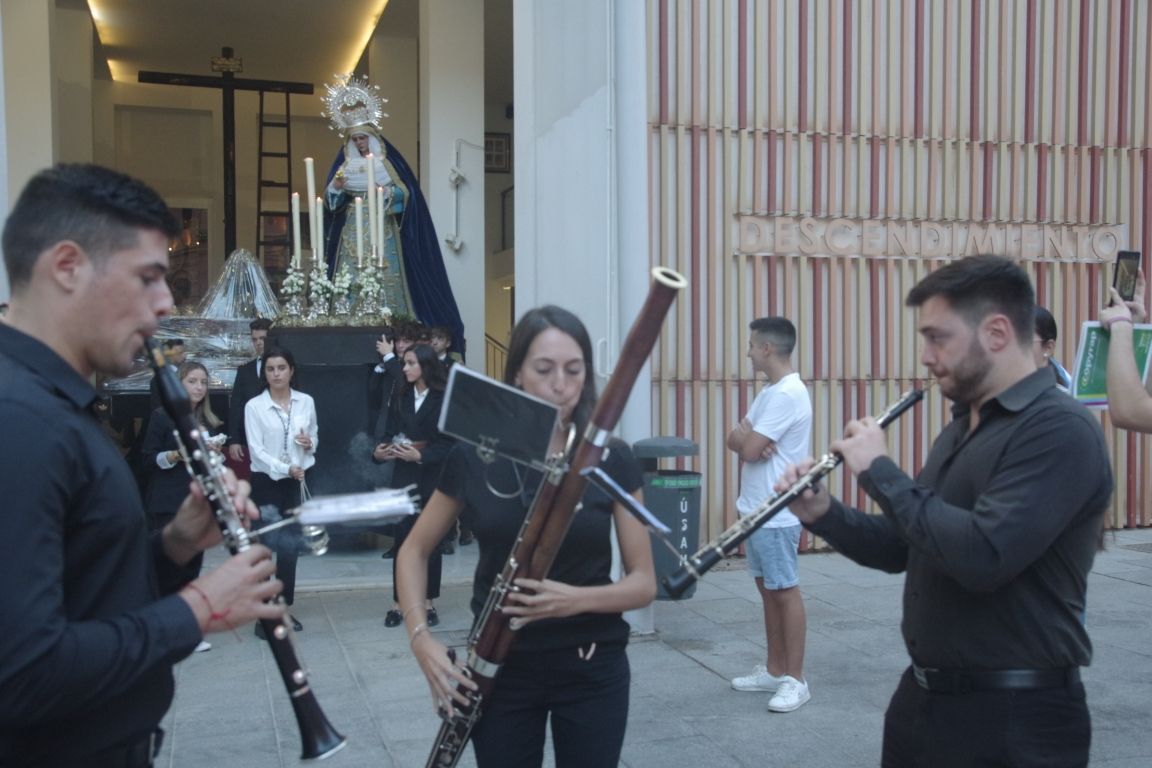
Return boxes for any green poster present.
[1070,321,1152,408]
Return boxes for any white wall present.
[513,0,651,443]
[369,34,419,168]
[420,0,485,370]
[1,0,54,201]
[54,4,92,163]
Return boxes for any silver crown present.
[322,73,389,134]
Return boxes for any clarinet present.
[663,387,925,598]
[426,267,687,768]
[144,338,347,761]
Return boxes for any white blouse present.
[244,389,318,481]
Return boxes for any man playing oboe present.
[780,256,1111,768]
[0,164,284,768]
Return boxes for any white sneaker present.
[193,640,212,653]
[767,676,810,712]
[731,664,786,692]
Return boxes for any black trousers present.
[883,667,1091,767]
[470,642,630,768]
[391,513,442,603]
[249,472,300,606]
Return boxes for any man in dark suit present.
[366,323,420,558]
[365,323,419,437]
[226,318,273,473]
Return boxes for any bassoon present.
[662,387,925,598]
[426,267,687,768]
[144,338,347,761]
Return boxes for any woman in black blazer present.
[373,343,452,627]
[141,361,226,652]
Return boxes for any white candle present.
[291,193,302,269]
[366,154,379,256]
[376,186,385,253]
[304,157,316,199]
[314,197,324,267]
[354,196,364,268]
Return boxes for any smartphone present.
[1113,250,1141,302]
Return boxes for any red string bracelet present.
[184,583,235,634]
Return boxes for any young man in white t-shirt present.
[726,317,813,712]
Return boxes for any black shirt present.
[438,438,643,652]
[0,323,201,766]
[809,368,1112,670]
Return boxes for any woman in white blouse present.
[244,346,317,634]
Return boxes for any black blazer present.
[227,358,263,449]
[377,387,452,502]
[141,407,225,523]
[366,354,404,435]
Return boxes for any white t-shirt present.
[736,372,812,527]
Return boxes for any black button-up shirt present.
[0,322,201,766]
[809,368,1112,670]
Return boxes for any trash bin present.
[633,437,701,600]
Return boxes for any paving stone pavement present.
[155,528,1152,767]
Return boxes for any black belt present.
[911,664,1080,694]
[90,729,163,768]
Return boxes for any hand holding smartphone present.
[1113,250,1141,303]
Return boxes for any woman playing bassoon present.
[396,305,657,768]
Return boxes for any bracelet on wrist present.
[409,622,429,644]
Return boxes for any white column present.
[53,4,93,163]
[420,0,485,371]
[1,0,54,201]
[514,0,655,633]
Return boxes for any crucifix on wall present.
[138,47,313,257]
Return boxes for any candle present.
[304,157,316,199]
[290,193,302,269]
[377,186,385,254]
[366,153,379,256]
[314,197,324,267]
[354,196,364,268]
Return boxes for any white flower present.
[356,264,383,300]
[333,264,355,294]
[280,265,307,297]
[307,265,335,303]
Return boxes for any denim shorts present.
[745,523,801,589]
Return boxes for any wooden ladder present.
[254,89,295,287]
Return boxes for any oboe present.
[663,387,925,598]
[425,267,687,768]
[144,338,347,761]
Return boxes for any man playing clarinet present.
[780,255,1112,768]
[0,164,284,768]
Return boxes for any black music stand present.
[439,365,559,469]
[439,366,674,541]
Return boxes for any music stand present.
[439,367,677,545]
[439,365,559,469]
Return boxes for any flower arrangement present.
[333,263,357,299]
[307,263,335,311]
[357,263,382,303]
[280,265,307,298]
